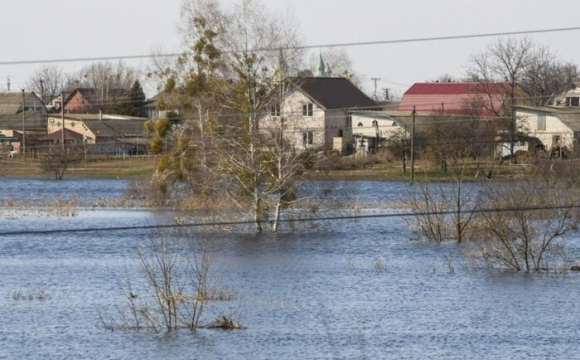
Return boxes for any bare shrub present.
[100,228,240,331]
[9,288,49,301]
[38,149,82,180]
[469,180,580,272]
[405,172,479,242]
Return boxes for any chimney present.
[99,109,103,121]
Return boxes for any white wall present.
[517,110,574,149]
[351,113,409,140]
[260,90,326,150]
[47,116,96,143]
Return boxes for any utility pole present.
[382,88,390,101]
[39,79,44,103]
[21,90,26,159]
[411,106,416,184]
[61,91,65,152]
[371,77,381,100]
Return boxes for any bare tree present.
[405,170,479,243]
[38,148,82,180]
[466,37,579,159]
[385,127,411,174]
[66,61,139,112]
[26,65,66,103]
[467,37,533,161]
[520,46,578,106]
[472,180,579,272]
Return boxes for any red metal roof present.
[398,82,510,117]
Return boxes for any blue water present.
[0,179,579,359]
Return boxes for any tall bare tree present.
[466,37,579,159]
[467,37,533,161]
[520,46,578,106]
[26,65,66,103]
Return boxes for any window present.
[270,104,280,117]
[302,103,313,116]
[537,114,546,131]
[303,131,313,146]
[566,97,580,106]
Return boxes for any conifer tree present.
[114,80,146,117]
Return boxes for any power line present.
[0,203,576,237]
[1,26,580,66]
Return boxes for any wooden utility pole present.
[21,90,26,159]
[371,77,381,100]
[39,79,44,103]
[411,106,416,184]
[61,91,65,151]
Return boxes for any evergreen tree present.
[114,80,146,117]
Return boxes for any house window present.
[303,131,313,146]
[270,104,280,117]
[566,97,580,106]
[302,103,313,116]
[537,114,546,131]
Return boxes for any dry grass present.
[1,196,80,217]
[9,288,50,301]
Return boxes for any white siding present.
[517,110,574,149]
[259,91,326,150]
[351,113,409,140]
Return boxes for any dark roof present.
[290,78,376,110]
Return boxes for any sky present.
[1,0,579,98]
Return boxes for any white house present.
[516,105,580,151]
[260,77,376,154]
[552,83,580,107]
[349,111,412,153]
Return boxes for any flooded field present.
[0,178,579,359]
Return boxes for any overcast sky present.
[1,0,579,98]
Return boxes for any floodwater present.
[0,178,579,359]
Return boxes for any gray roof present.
[0,111,46,131]
[83,119,147,138]
[290,78,377,110]
[0,92,45,115]
[515,105,580,132]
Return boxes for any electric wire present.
[2,26,580,66]
[0,203,576,237]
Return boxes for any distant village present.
[1,51,579,162]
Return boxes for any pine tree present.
[114,80,146,117]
